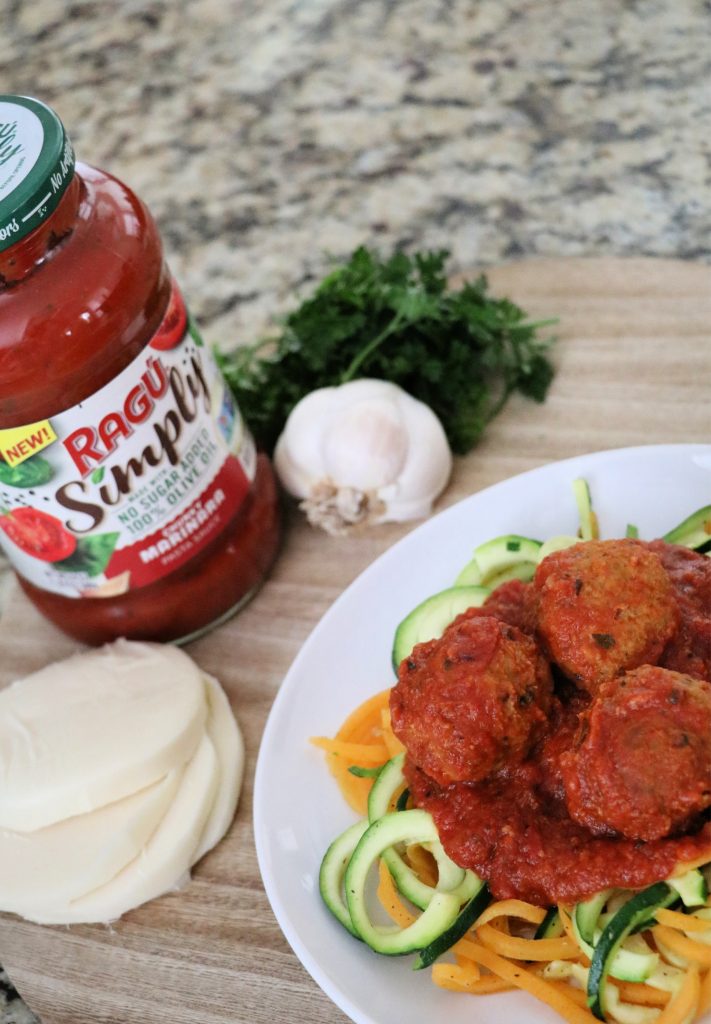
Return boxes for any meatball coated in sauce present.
[453,579,538,635]
[535,539,678,694]
[561,665,711,841]
[649,541,711,683]
[390,615,553,786]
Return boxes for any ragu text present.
[63,357,169,477]
[55,353,211,533]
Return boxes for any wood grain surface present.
[0,257,710,1024]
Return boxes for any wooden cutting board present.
[0,257,710,1024]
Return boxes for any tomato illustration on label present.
[0,507,77,562]
[149,284,188,351]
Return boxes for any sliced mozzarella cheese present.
[192,674,244,864]
[0,766,184,912]
[17,732,220,924]
[0,640,207,832]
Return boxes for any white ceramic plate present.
[254,444,711,1024]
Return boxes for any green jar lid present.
[0,95,75,253]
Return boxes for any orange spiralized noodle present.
[656,966,700,1024]
[656,909,711,933]
[311,688,392,814]
[476,898,546,927]
[653,926,711,967]
[314,688,711,1023]
[377,860,416,929]
[698,964,711,1015]
[404,843,437,886]
[433,962,509,993]
[544,981,590,1009]
[380,706,405,758]
[335,688,391,743]
[454,940,599,1024]
[614,981,670,1008]
[310,737,389,762]
[476,921,580,962]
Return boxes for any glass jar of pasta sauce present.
[0,95,280,645]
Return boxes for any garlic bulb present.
[273,379,452,535]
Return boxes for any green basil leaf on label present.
[0,455,53,488]
[54,532,120,577]
[90,467,105,484]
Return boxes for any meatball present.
[561,665,711,841]
[452,579,538,635]
[535,539,678,694]
[390,615,553,786]
[649,540,711,683]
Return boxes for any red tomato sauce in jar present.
[0,96,280,644]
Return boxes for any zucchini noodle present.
[313,688,711,1024]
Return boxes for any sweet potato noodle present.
[313,536,711,1024]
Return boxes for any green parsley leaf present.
[216,248,556,455]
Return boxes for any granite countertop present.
[1,0,711,1020]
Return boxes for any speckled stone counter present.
[3,0,711,351]
[1,0,711,1020]
[0,971,36,1024]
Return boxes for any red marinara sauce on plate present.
[0,96,280,644]
[394,543,711,906]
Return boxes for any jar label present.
[0,283,256,599]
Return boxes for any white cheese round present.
[19,732,220,924]
[192,673,245,864]
[0,765,185,912]
[0,639,207,832]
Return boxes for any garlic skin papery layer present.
[273,379,452,535]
